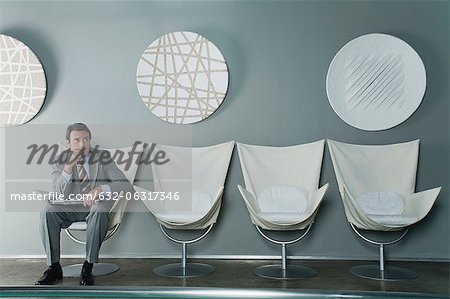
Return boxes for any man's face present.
[67,130,91,157]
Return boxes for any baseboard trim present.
[0,254,448,262]
[0,286,447,299]
[1,286,447,299]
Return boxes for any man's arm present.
[51,150,79,199]
[51,161,73,199]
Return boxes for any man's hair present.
[65,123,92,141]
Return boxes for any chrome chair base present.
[254,265,317,280]
[63,263,120,278]
[153,262,215,278]
[350,265,417,281]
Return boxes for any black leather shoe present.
[35,265,63,285]
[79,266,94,285]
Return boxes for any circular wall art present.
[326,33,426,131]
[0,34,47,127]
[136,31,229,124]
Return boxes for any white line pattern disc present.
[326,33,426,131]
[0,34,47,127]
[137,31,229,124]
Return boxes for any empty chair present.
[140,141,235,278]
[327,139,441,280]
[237,140,329,279]
[62,144,143,277]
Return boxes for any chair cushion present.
[155,212,206,223]
[258,212,309,223]
[67,221,87,231]
[367,215,419,226]
[355,191,405,216]
[257,185,308,213]
[157,191,212,223]
[66,220,119,231]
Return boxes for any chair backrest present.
[257,184,308,213]
[237,140,325,197]
[327,140,419,197]
[104,144,144,184]
[151,141,234,212]
[105,143,144,228]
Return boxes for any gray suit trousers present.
[40,201,113,265]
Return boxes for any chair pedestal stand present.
[63,263,120,278]
[349,223,417,281]
[254,224,316,280]
[63,225,120,278]
[153,224,215,278]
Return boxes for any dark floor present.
[0,258,448,298]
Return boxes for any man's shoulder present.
[90,149,113,163]
[91,148,111,156]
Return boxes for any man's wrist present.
[100,184,111,195]
[62,169,73,182]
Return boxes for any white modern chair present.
[62,144,144,277]
[327,139,441,281]
[237,140,329,280]
[140,141,235,278]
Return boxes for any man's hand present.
[63,149,85,175]
[84,186,102,207]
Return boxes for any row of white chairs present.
[63,139,441,281]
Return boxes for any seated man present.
[36,123,133,286]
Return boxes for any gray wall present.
[0,0,448,261]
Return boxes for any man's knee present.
[89,203,111,214]
[87,204,110,223]
[41,205,63,218]
[40,205,66,233]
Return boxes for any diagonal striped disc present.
[326,33,426,131]
[136,31,229,124]
[0,34,47,127]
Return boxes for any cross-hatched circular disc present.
[0,34,46,127]
[137,31,229,124]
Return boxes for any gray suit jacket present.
[51,149,134,200]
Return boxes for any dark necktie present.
[76,160,90,194]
